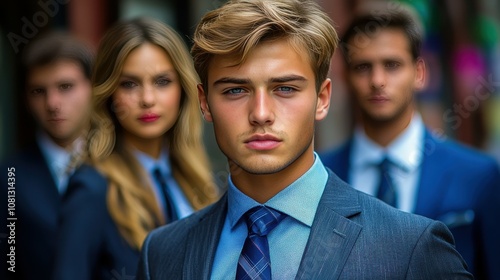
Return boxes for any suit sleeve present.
[406,220,473,279]
[52,166,108,280]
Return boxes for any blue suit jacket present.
[137,169,472,279]
[52,164,140,280]
[0,143,61,280]
[320,131,500,279]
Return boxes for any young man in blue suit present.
[137,0,472,279]
[319,7,500,279]
[0,32,93,280]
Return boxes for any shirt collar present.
[133,147,171,177]
[227,152,328,229]
[352,113,425,172]
[37,130,72,173]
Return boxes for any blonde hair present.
[192,0,339,92]
[87,17,219,249]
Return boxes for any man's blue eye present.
[226,88,244,94]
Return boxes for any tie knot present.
[153,167,162,177]
[244,206,286,237]
[379,157,392,172]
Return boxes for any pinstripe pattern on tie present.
[376,157,397,207]
[236,206,286,280]
[153,168,178,223]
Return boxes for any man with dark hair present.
[321,7,500,279]
[1,31,94,280]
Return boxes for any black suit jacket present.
[52,164,140,280]
[0,143,61,280]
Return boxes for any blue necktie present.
[376,157,397,207]
[153,168,178,223]
[236,206,286,280]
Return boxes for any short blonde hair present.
[192,0,339,92]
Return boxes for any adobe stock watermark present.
[7,0,70,54]
[442,74,500,130]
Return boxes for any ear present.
[315,78,332,121]
[414,58,426,91]
[197,84,213,122]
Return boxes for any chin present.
[236,159,290,175]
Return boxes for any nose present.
[370,65,386,90]
[45,90,62,112]
[248,90,275,126]
[139,85,156,108]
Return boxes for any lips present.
[368,95,389,103]
[138,113,160,123]
[48,118,65,123]
[244,134,282,150]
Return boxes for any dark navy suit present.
[320,130,500,279]
[0,143,61,280]
[52,164,139,280]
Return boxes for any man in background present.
[1,31,94,280]
[320,7,500,279]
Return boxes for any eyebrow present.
[120,70,176,80]
[213,74,307,86]
[270,74,307,83]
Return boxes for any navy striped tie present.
[376,157,397,207]
[153,168,178,223]
[236,206,286,280]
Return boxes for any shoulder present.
[347,186,465,265]
[309,171,470,277]
[63,164,108,208]
[0,143,44,169]
[324,169,446,236]
[146,201,220,245]
[67,165,107,193]
[319,140,351,162]
[360,189,440,233]
[428,132,499,171]
[138,200,224,277]
[141,198,224,259]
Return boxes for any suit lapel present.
[21,143,61,213]
[183,195,228,280]
[414,132,452,218]
[296,171,362,280]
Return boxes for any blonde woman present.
[53,17,219,279]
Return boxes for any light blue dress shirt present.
[211,153,329,280]
[349,113,425,212]
[134,148,193,219]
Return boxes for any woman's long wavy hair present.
[87,17,219,249]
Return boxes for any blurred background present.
[1,0,499,180]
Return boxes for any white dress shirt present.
[37,131,82,194]
[349,114,425,212]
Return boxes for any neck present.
[230,145,315,204]
[48,128,87,151]
[123,133,164,159]
[362,109,414,147]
